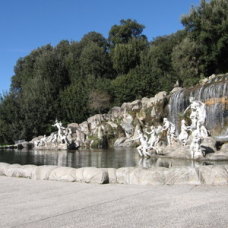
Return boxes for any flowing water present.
[168,79,228,135]
[0,148,227,169]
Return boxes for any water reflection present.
[0,148,228,169]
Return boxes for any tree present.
[0,93,21,143]
[172,37,201,86]
[60,81,90,123]
[181,0,228,76]
[112,37,148,74]
[79,42,113,78]
[108,19,146,46]
[80,32,108,50]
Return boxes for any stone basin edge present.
[0,162,228,185]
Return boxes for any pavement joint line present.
[11,189,153,228]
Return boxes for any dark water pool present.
[0,148,228,169]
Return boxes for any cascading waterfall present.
[168,79,228,136]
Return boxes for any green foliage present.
[60,80,90,123]
[79,42,113,78]
[111,68,154,105]
[1,5,228,143]
[172,37,202,86]
[181,0,228,76]
[108,19,146,46]
[112,38,148,74]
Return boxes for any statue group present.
[131,97,209,159]
[34,120,77,150]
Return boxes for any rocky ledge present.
[1,162,228,185]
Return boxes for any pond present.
[0,148,228,169]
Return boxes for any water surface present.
[0,148,227,169]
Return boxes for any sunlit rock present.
[198,166,228,185]
[32,165,57,180]
[49,167,76,182]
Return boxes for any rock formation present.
[28,73,228,160]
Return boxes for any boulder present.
[129,167,166,185]
[0,162,10,175]
[49,167,76,182]
[114,137,127,147]
[3,164,36,178]
[220,143,228,153]
[4,164,23,177]
[120,114,134,137]
[106,121,118,129]
[116,167,135,184]
[130,100,142,111]
[198,166,228,185]
[201,137,216,155]
[102,114,111,121]
[67,123,79,133]
[154,91,167,103]
[75,130,86,144]
[76,167,108,184]
[107,168,117,184]
[109,106,121,118]
[141,97,150,108]
[121,102,132,111]
[165,167,200,185]
[150,107,156,117]
[79,121,89,135]
[32,165,58,180]
[206,152,228,160]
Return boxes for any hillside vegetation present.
[1,0,228,143]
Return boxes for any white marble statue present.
[185,97,207,132]
[66,128,73,143]
[200,125,208,138]
[39,135,47,146]
[178,120,190,146]
[34,139,40,147]
[33,120,77,150]
[146,126,157,148]
[136,130,151,157]
[51,133,58,143]
[190,127,203,159]
[127,130,151,157]
[145,125,162,153]
[163,118,176,145]
[184,97,208,158]
[52,119,66,143]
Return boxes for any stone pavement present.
[0,176,228,228]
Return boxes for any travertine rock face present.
[29,74,228,154]
[30,90,169,150]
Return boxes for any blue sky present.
[0,0,200,93]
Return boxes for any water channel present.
[1,148,228,169]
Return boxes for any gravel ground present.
[0,176,228,228]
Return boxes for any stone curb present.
[1,162,228,185]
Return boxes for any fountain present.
[33,120,78,150]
